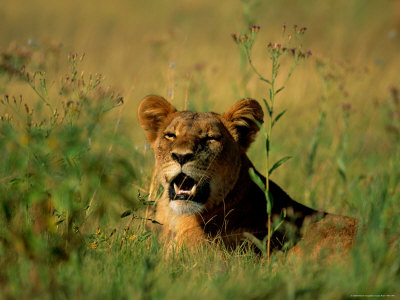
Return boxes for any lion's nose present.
[171,152,194,166]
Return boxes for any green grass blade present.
[272,109,287,128]
[249,167,265,190]
[262,98,272,117]
[269,156,292,175]
[254,119,268,139]
[265,190,274,215]
[275,86,285,95]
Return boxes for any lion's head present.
[138,95,263,215]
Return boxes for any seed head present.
[249,25,261,33]
[231,33,239,43]
[268,43,281,50]
[341,103,352,111]
[240,34,249,44]
[232,33,250,45]
[389,86,399,105]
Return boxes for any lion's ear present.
[138,95,177,144]
[222,98,264,151]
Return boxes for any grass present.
[1,0,400,299]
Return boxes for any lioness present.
[138,95,357,256]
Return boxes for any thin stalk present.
[245,49,271,84]
[265,56,278,263]
[236,24,310,262]
[245,47,279,263]
[31,84,53,112]
[267,214,271,261]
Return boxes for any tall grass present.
[0,46,152,298]
[233,23,312,262]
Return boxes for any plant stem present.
[244,47,279,263]
[265,54,281,262]
[267,214,271,262]
[245,49,271,84]
[236,24,310,262]
[29,82,54,113]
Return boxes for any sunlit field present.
[1,0,400,298]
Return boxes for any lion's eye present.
[164,133,176,140]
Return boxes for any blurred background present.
[1,2,400,298]
[1,0,400,212]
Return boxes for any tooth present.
[190,184,197,195]
[174,183,179,194]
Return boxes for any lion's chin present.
[169,200,204,215]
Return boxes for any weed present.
[233,24,311,262]
[0,44,147,298]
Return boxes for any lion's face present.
[138,96,263,215]
[152,112,242,214]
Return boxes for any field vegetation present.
[1,0,400,298]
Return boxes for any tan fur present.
[138,95,358,255]
[289,215,358,261]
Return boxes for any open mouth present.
[168,173,210,204]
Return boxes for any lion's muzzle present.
[168,173,210,203]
